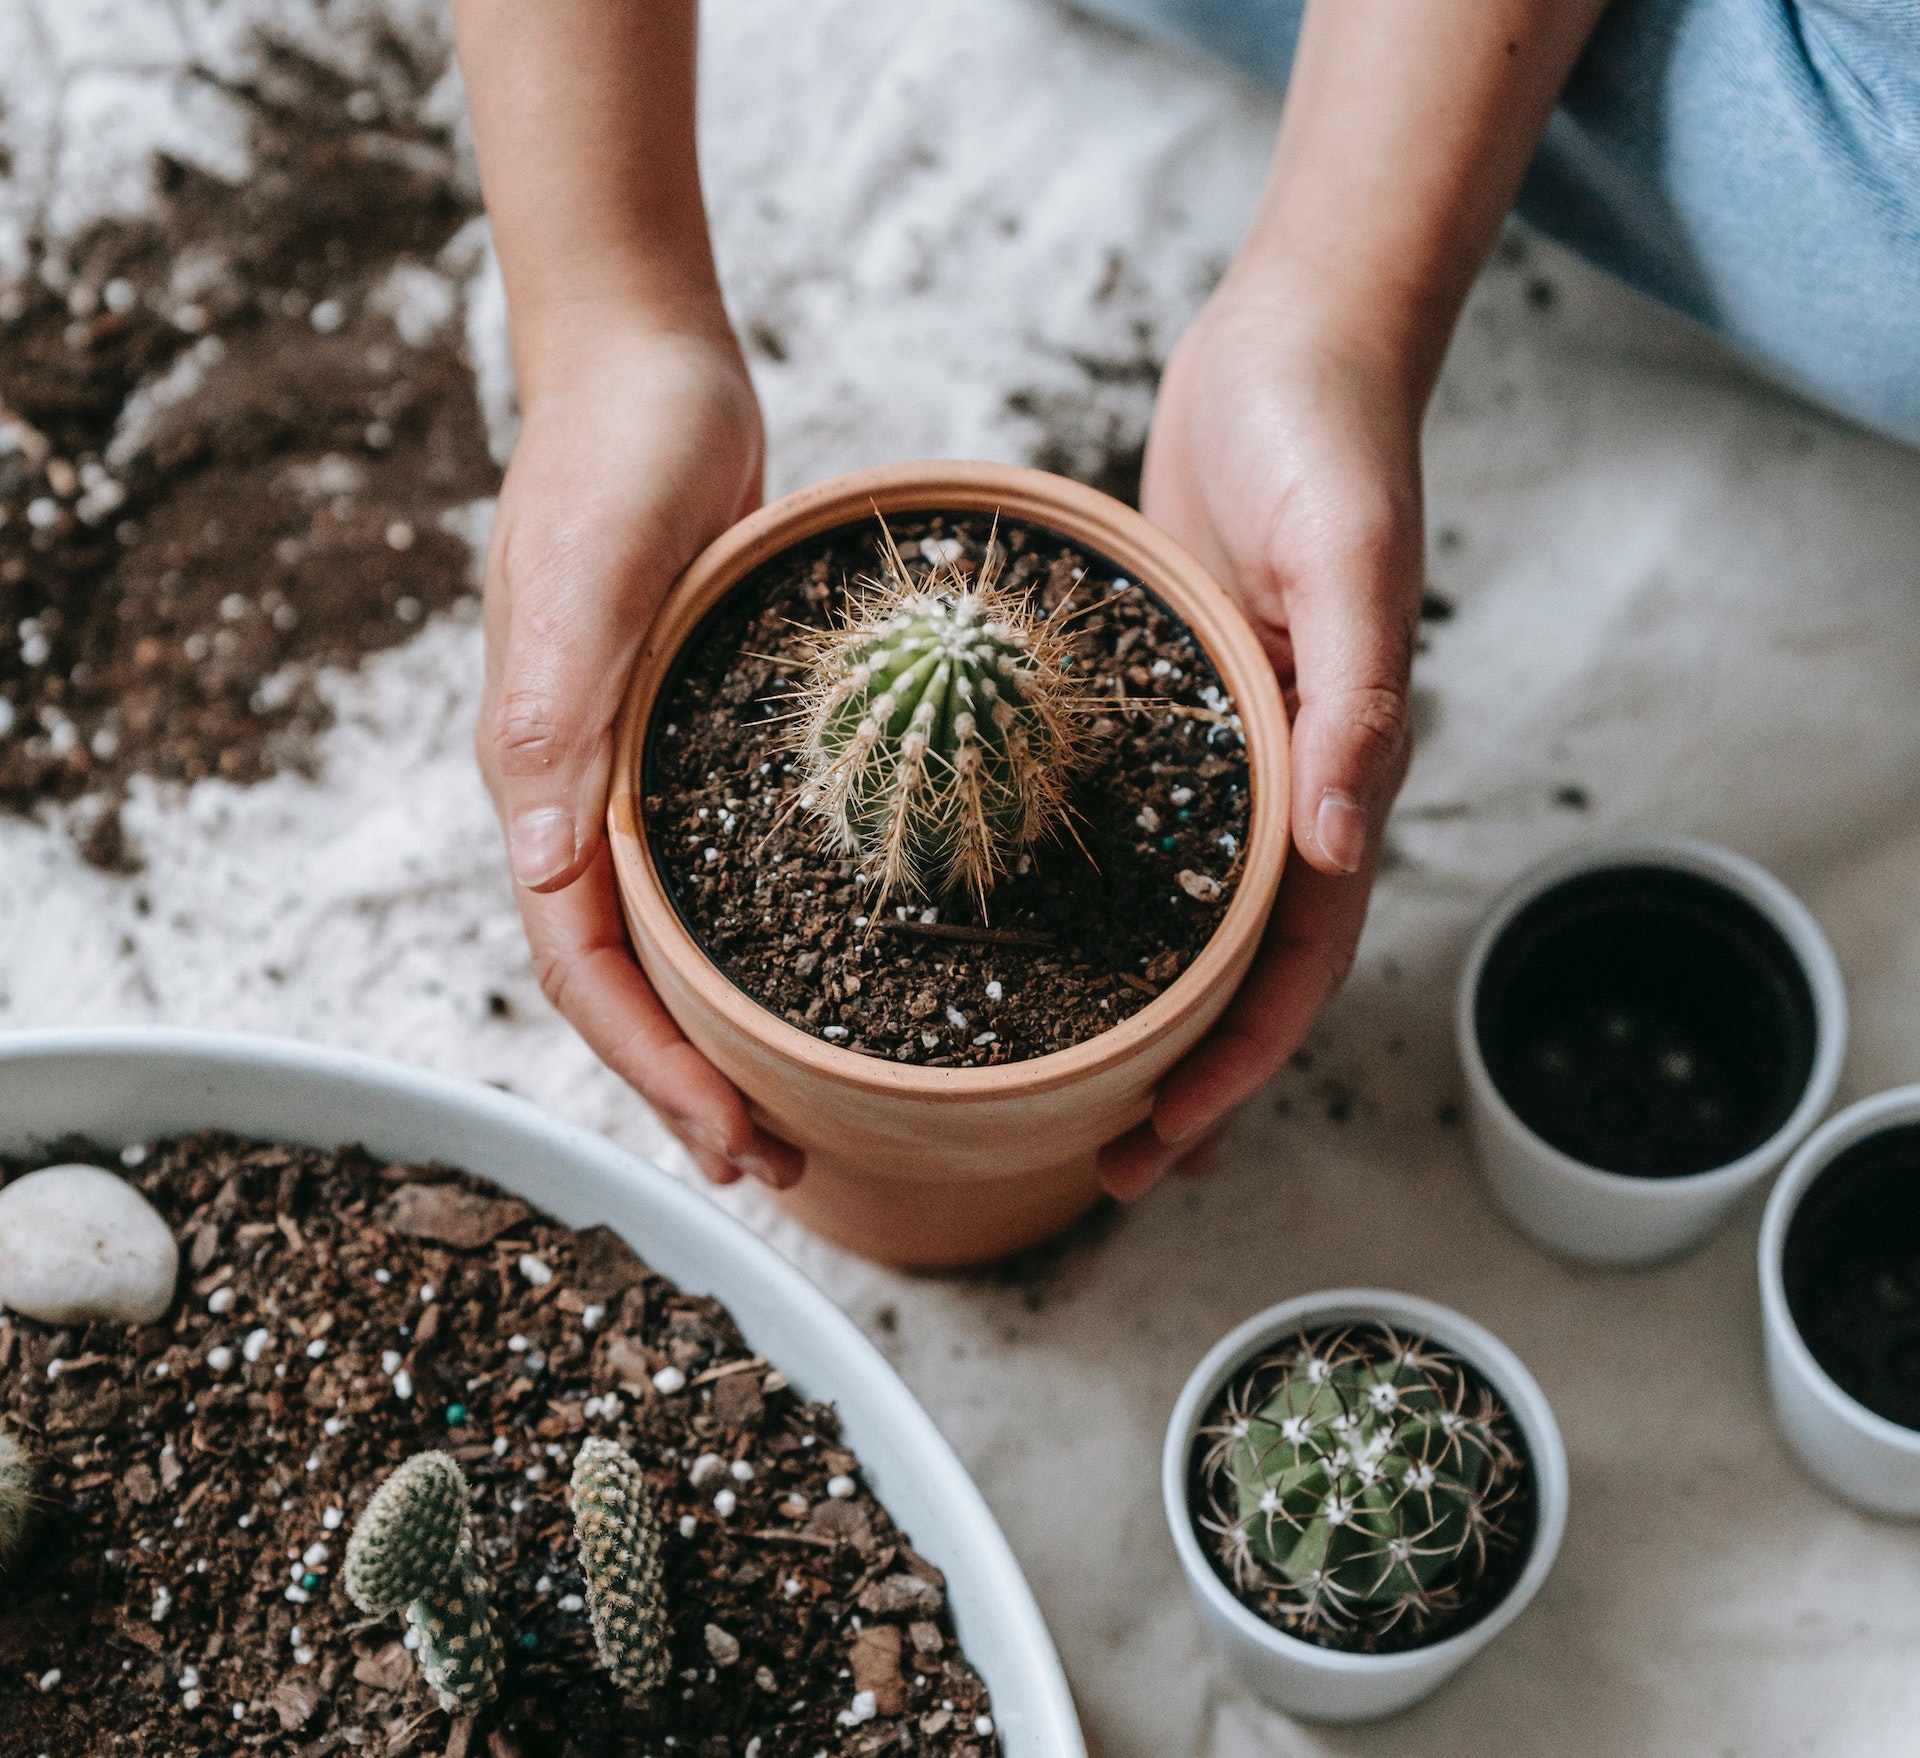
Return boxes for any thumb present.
[483,513,666,894]
[1275,511,1420,876]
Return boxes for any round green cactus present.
[795,526,1088,905]
[1198,1326,1524,1644]
[0,1432,34,1565]
[570,1437,667,1697]
[345,1451,499,1713]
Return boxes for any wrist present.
[511,283,746,413]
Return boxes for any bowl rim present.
[1454,835,1849,1202]
[1759,1082,1920,1459]
[1159,1288,1570,1678]
[606,459,1290,1102]
[0,1024,1088,1756]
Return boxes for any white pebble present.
[232,1704,244,1721]
[381,1349,403,1374]
[205,1346,234,1373]
[119,1143,149,1167]
[323,1417,344,1437]
[392,1369,413,1401]
[730,1459,754,1482]
[652,1365,687,1394]
[985,980,1003,1000]
[181,1688,202,1710]
[944,1006,968,1029]
[403,1627,422,1651]
[493,1436,509,1456]
[524,1464,546,1482]
[689,1452,726,1488]
[293,1647,315,1666]
[518,1253,553,1287]
[36,1668,60,1692]
[679,1515,698,1539]
[373,1268,391,1285]
[305,1339,326,1359]
[0,1164,179,1324]
[419,1284,436,1303]
[151,1587,171,1622]
[1136,806,1161,832]
[535,1575,553,1594]
[976,1716,995,1736]
[322,1507,343,1531]
[243,1329,272,1364]
[207,1286,234,1315]
[506,1336,528,1354]
[972,1032,997,1047]
[826,1475,856,1500]
[304,1453,320,1472]
[581,1303,605,1331]
[713,1488,738,1518]
[179,1666,200,1690]
[583,1396,603,1418]
[557,1593,585,1613]
[822,1026,848,1039]
[838,1690,878,1727]
[302,1542,328,1567]
[1170,786,1194,806]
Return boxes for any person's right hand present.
[474,321,805,1191]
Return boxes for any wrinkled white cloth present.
[1,2,1917,1754]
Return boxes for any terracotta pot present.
[607,461,1289,1268]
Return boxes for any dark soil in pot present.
[1783,1120,1920,1430]
[1187,1323,1537,1657]
[0,1134,999,1758]
[1474,865,1818,1178]
[643,512,1252,1067]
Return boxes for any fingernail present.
[739,1150,796,1190]
[509,806,574,886]
[1314,790,1368,874]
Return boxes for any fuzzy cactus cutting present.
[344,1450,501,1713]
[0,1432,34,1565]
[792,524,1090,906]
[1195,1325,1529,1649]
[570,1437,669,1697]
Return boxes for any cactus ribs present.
[0,1134,999,1756]
[645,512,1254,1067]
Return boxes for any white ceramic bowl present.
[1760,1085,1920,1516]
[1161,1289,1568,1724]
[1457,837,1847,1266]
[0,1027,1085,1757]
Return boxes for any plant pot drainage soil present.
[1473,866,1818,1177]
[1783,1120,1920,1431]
[643,512,1251,1066]
[0,1134,999,1757]
[1188,1323,1537,1656]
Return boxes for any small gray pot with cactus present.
[1163,1290,1568,1724]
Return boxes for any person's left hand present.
[1097,270,1427,1198]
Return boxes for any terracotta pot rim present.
[608,459,1289,1102]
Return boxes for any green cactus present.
[794,524,1088,905]
[570,1437,668,1697]
[344,1451,500,1713]
[1198,1326,1523,1644]
[0,1432,34,1565]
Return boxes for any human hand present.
[475,323,804,1189]
[1097,275,1425,1199]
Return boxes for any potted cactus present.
[1162,1290,1568,1723]
[607,460,1291,1267]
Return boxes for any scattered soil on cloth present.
[644,513,1253,1066]
[1186,1323,1538,1657]
[0,1134,999,1758]
[0,38,498,869]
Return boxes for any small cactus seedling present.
[0,1432,34,1565]
[1196,1325,1526,1648]
[793,524,1090,905]
[570,1437,668,1697]
[344,1451,500,1713]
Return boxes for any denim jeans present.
[1074,0,1920,446]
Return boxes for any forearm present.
[1238,0,1610,398]
[449,0,733,399]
